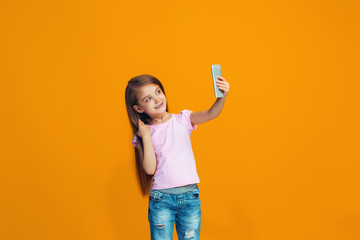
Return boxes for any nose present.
[154,96,160,103]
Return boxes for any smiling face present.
[133,83,167,117]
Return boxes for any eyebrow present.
[142,87,160,102]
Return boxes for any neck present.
[149,112,171,125]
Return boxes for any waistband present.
[152,184,198,194]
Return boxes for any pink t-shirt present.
[132,110,200,190]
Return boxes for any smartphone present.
[211,64,224,98]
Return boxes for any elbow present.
[142,152,157,175]
[209,113,218,121]
[143,164,156,175]
[145,168,155,175]
[207,110,219,121]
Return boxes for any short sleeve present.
[132,134,139,147]
[180,110,197,130]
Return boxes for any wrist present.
[142,133,152,140]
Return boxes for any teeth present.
[155,102,162,109]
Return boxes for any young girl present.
[125,74,230,240]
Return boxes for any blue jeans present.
[148,186,201,240]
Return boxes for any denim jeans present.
[148,186,201,240]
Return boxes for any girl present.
[125,74,230,240]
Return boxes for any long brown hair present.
[125,74,169,195]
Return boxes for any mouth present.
[155,102,163,109]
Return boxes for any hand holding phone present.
[211,64,224,98]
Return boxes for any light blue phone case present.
[211,64,224,98]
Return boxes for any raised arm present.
[190,76,230,125]
[136,119,156,175]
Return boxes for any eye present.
[157,90,161,94]
[146,97,151,102]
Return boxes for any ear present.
[133,105,144,113]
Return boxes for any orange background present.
[1,0,359,239]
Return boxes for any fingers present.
[217,76,227,82]
[216,77,228,85]
[216,77,229,87]
[138,119,144,127]
[218,86,229,91]
[216,81,228,86]
[216,76,230,94]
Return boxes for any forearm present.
[208,96,227,119]
[190,96,227,125]
[141,135,157,175]
[190,76,229,125]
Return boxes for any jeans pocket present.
[190,188,200,199]
[149,190,166,202]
